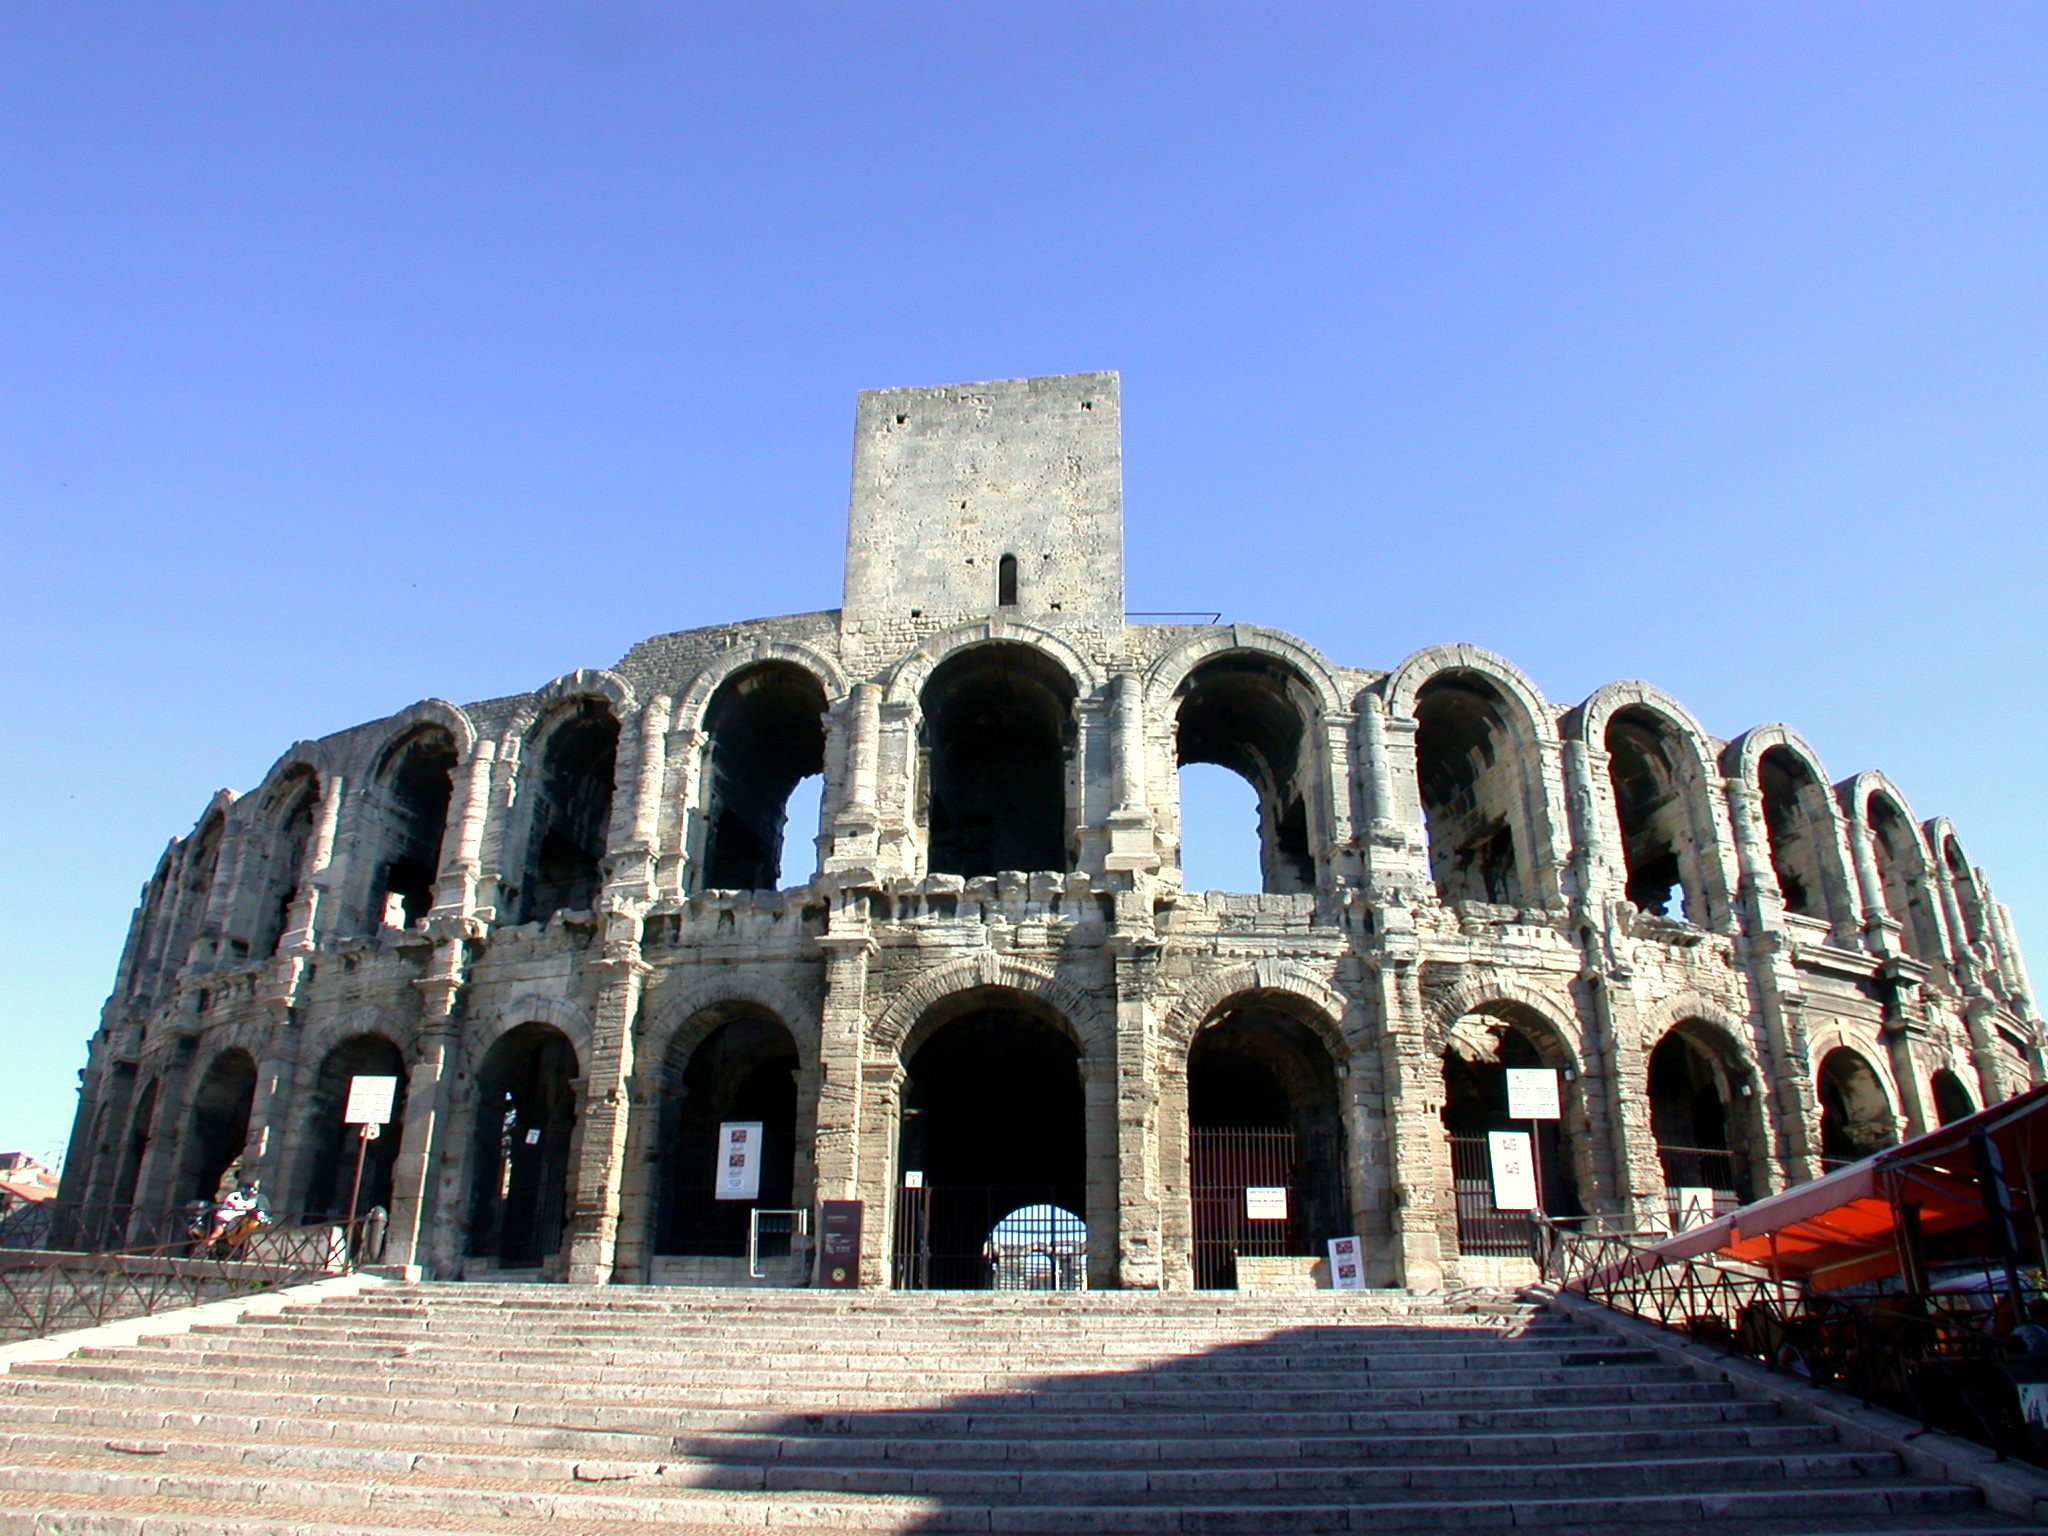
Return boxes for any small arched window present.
[997,553,1019,607]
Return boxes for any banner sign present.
[343,1075,398,1127]
[1326,1235,1366,1290]
[819,1199,862,1288]
[1487,1130,1539,1211]
[1245,1186,1289,1220]
[716,1121,763,1201]
[1505,1068,1561,1121]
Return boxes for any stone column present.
[1104,673,1158,872]
[814,915,875,1274]
[1110,938,1162,1288]
[564,924,650,1285]
[827,684,882,870]
[1371,954,1446,1289]
[129,1036,202,1226]
[384,1005,463,1273]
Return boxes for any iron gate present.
[1190,1127,1299,1289]
[1450,1135,1535,1256]
[892,1184,1087,1290]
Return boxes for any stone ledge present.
[1529,1282,2048,1525]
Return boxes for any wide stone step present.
[0,1458,1995,1533]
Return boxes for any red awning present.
[1639,1083,2048,1290]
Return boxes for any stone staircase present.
[0,1282,2033,1534]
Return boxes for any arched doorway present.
[1440,1013,1585,1254]
[1173,654,1318,894]
[698,665,828,892]
[1186,997,1347,1288]
[653,1011,800,1268]
[1646,1023,1757,1224]
[1930,1068,1978,1127]
[365,728,457,929]
[1414,671,1529,906]
[1605,708,1703,923]
[1817,1047,1896,1168]
[895,994,1085,1289]
[109,1078,158,1223]
[466,1024,578,1269]
[517,701,619,923]
[299,1034,409,1220]
[180,1049,257,1203]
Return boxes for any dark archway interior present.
[1175,655,1316,895]
[1605,708,1694,921]
[923,644,1074,879]
[1817,1047,1896,1165]
[1931,1069,1977,1127]
[1944,838,1988,947]
[167,816,223,975]
[374,729,457,929]
[1440,1023,1582,1218]
[467,1023,578,1266]
[519,702,619,923]
[1187,1003,1348,1284]
[183,1050,257,1203]
[900,1004,1085,1288]
[1867,797,1938,964]
[1647,1028,1752,1204]
[701,665,828,892]
[112,1079,158,1211]
[656,1014,799,1256]
[251,773,319,957]
[1758,747,1825,919]
[1415,672,1523,906]
[300,1034,409,1219]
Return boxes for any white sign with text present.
[343,1075,398,1127]
[1244,1186,1290,1220]
[1487,1130,1539,1211]
[1326,1235,1366,1290]
[1504,1068,1561,1121]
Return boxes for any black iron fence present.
[1656,1143,1748,1223]
[0,1217,370,1345]
[1191,1127,1299,1288]
[892,1185,1087,1290]
[1536,1218,2048,1463]
[1449,1136,1536,1257]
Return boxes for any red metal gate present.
[1190,1127,1298,1289]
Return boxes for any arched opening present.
[652,1011,800,1267]
[1186,998,1348,1289]
[1866,795,1940,964]
[298,1034,408,1219]
[895,995,1085,1289]
[518,701,619,923]
[250,770,319,956]
[466,1023,578,1269]
[1757,746,1830,920]
[1943,837,1988,949]
[1173,654,1317,895]
[699,664,828,892]
[1647,1024,1756,1222]
[921,644,1075,879]
[179,1050,257,1203]
[1414,671,1525,906]
[157,813,223,981]
[1605,708,1699,922]
[368,728,457,929]
[110,1078,157,1216]
[1440,1013,1585,1254]
[997,552,1019,607]
[1931,1069,1978,1126]
[1817,1047,1896,1168]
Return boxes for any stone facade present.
[54,372,2044,1290]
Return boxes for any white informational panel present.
[1487,1130,1539,1211]
[716,1121,764,1201]
[902,1170,925,1189]
[1326,1235,1366,1290]
[1504,1068,1561,1121]
[343,1075,399,1127]
[1671,1187,1717,1230]
[1244,1186,1290,1220]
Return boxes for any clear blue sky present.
[4,4,2044,1166]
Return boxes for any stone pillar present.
[129,1036,202,1224]
[827,684,882,869]
[432,742,498,918]
[564,925,650,1284]
[814,918,875,1272]
[1372,955,1446,1289]
[1358,693,1399,841]
[384,1003,462,1273]
[1110,937,1162,1288]
[1104,673,1158,873]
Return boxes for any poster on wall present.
[1486,1130,1539,1211]
[716,1121,763,1201]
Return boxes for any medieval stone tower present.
[55,372,2044,1290]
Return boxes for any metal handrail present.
[0,1216,369,1344]
[1534,1215,2044,1462]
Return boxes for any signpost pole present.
[346,1126,371,1232]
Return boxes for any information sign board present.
[819,1199,862,1288]
[1326,1235,1366,1290]
[716,1121,763,1201]
[1505,1068,1561,1121]
[1245,1185,1289,1220]
[343,1075,398,1127]
[1487,1130,1539,1211]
